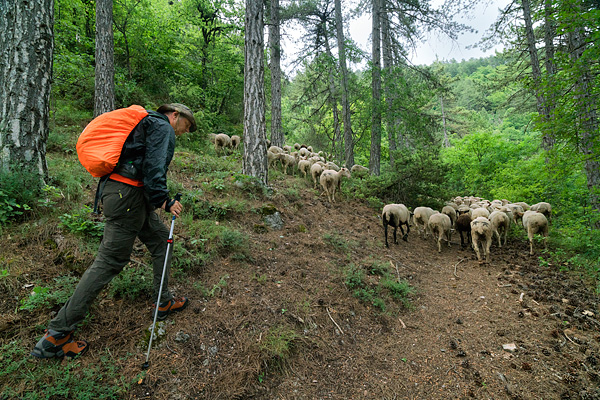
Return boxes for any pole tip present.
[142,362,150,370]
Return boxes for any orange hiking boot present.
[153,296,189,321]
[31,329,89,359]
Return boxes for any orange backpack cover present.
[77,105,149,177]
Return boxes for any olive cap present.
[157,103,197,132]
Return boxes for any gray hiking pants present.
[48,180,174,332]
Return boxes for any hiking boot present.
[31,329,89,359]
[153,296,189,321]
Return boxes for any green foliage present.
[19,276,79,311]
[260,325,298,359]
[0,169,43,224]
[108,263,153,300]
[342,260,414,312]
[59,206,105,238]
[0,341,128,399]
[323,231,355,252]
[194,274,230,298]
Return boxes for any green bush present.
[0,169,42,224]
[108,263,153,300]
[58,206,104,238]
[20,276,79,311]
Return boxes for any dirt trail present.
[3,177,599,400]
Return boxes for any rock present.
[503,343,517,352]
[264,212,283,230]
[174,331,190,343]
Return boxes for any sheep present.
[267,149,280,169]
[471,207,490,219]
[325,161,340,172]
[428,212,452,253]
[310,162,325,189]
[489,210,510,247]
[283,145,292,153]
[279,153,297,174]
[319,167,351,203]
[413,206,437,239]
[230,135,241,149]
[382,204,411,247]
[514,201,530,211]
[520,210,549,255]
[530,202,552,222]
[441,205,457,229]
[455,211,472,248]
[207,133,217,144]
[294,143,301,150]
[504,203,525,225]
[297,159,313,179]
[351,164,369,178]
[268,145,284,154]
[471,217,493,263]
[214,133,232,153]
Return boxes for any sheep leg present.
[400,224,409,242]
[494,230,501,248]
[437,231,442,253]
[459,231,465,247]
[472,236,482,261]
[447,229,451,247]
[528,231,534,255]
[384,221,390,248]
[485,237,492,263]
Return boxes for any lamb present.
[455,211,472,248]
[310,162,325,189]
[230,135,241,149]
[382,204,411,247]
[441,205,457,228]
[279,153,297,174]
[520,210,549,255]
[319,167,351,203]
[471,217,493,263]
[214,133,232,153]
[428,212,452,253]
[489,210,510,247]
[530,202,552,222]
[413,206,437,239]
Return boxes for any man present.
[31,103,197,359]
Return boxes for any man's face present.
[172,113,192,136]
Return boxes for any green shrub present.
[260,325,298,359]
[0,169,42,224]
[19,276,79,311]
[108,263,153,300]
[59,206,104,238]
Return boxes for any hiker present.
[31,103,197,359]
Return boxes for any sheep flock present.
[383,196,551,261]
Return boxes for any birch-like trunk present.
[269,0,283,148]
[334,0,354,168]
[243,0,268,185]
[0,0,53,182]
[369,0,382,175]
[323,26,342,163]
[94,0,115,116]
[381,5,397,169]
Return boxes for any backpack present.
[76,105,149,177]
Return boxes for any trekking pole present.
[143,193,181,370]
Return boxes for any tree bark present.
[381,6,397,168]
[369,0,382,175]
[334,0,354,168]
[95,0,115,116]
[322,22,342,164]
[0,0,53,182]
[269,0,283,148]
[243,0,268,185]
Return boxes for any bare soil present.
[2,174,600,400]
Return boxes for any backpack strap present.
[92,175,111,215]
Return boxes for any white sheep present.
[319,168,351,203]
[310,162,325,189]
[514,201,530,211]
[278,153,297,174]
[471,217,493,263]
[382,204,412,247]
[530,202,552,222]
[297,159,313,179]
[325,161,340,171]
[519,210,549,255]
[230,135,241,149]
[214,133,232,153]
[471,207,490,219]
[441,205,457,229]
[351,164,369,178]
[413,207,437,239]
[428,212,452,253]
[489,210,510,248]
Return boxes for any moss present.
[259,204,278,216]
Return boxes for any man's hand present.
[162,199,183,217]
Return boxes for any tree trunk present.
[322,25,342,164]
[0,0,53,182]
[440,96,449,147]
[381,7,397,169]
[369,0,382,175]
[521,0,553,151]
[334,0,354,168]
[269,0,283,148]
[541,0,556,150]
[568,28,600,228]
[95,0,115,116]
[243,0,268,185]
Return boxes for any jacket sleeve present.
[142,116,176,208]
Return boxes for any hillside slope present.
[1,158,599,400]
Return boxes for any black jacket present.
[115,111,175,208]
